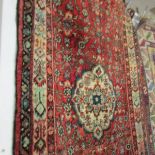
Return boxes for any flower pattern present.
[73,65,116,139]
[15,0,154,154]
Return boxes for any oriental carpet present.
[14,0,155,154]
[138,23,155,150]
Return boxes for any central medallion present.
[92,95,102,105]
[72,65,116,140]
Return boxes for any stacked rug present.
[138,23,155,150]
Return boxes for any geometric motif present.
[73,65,116,140]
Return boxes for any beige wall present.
[0,0,17,154]
[0,0,2,53]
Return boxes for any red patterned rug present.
[14,0,155,154]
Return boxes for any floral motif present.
[73,65,116,140]
[63,12,74,36]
